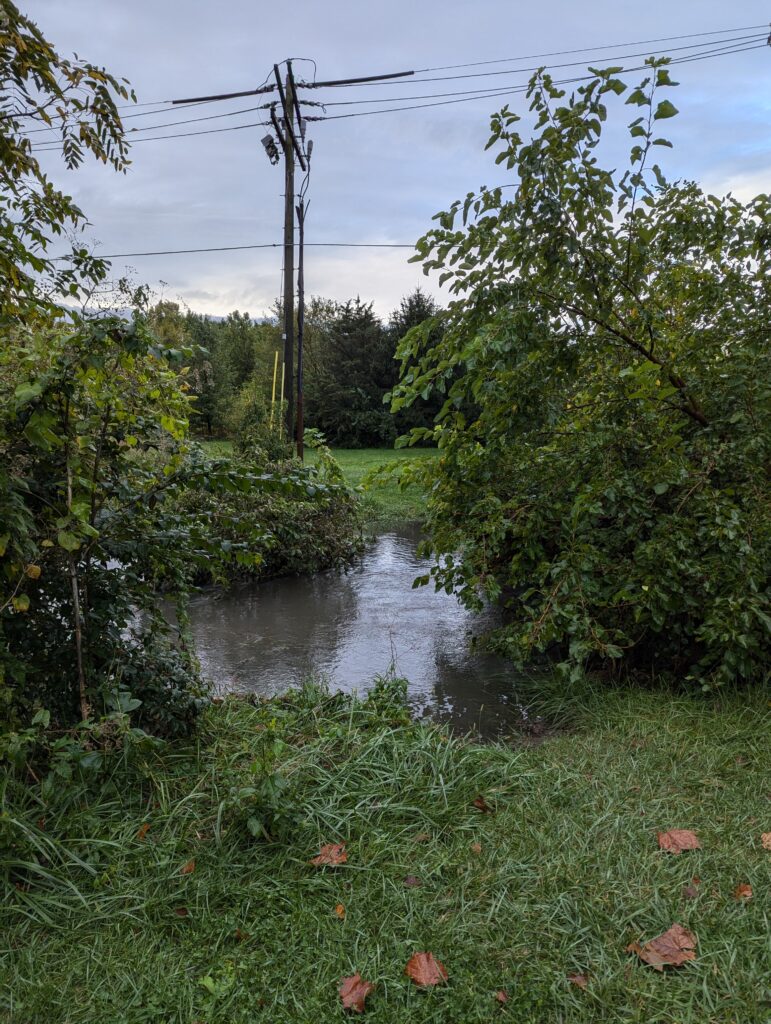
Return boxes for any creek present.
[186,523,542,739]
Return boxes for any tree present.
[392,60,770,687]
[387,287,446,438]
[0,0,133,321]
[304,298,396,447]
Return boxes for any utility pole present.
[173,61,415,461]
[273,61,308,454]
[296,195,306,460]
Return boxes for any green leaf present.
[57,531,81,552]
[653,100,678,121]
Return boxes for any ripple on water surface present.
[187,523,541,739]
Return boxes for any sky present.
[32,0,771,320]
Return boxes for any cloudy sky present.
[32,0,771,319]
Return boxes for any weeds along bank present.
[2,680,769,1023]
[0,314,362,751]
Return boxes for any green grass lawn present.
[3,679,769,1023]
[199,441,438,524]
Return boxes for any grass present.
[2,679,769,1023]
[199,441,437,525]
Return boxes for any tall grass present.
[1,679,769,1023]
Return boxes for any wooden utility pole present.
[296,195,306,459]
[274,61,308,453]
[276,68,295,441]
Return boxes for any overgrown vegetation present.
[0,2,362,751]
[2,681,769,1022]
[392,60,770,688]
[147,290,443,448]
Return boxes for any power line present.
[25,31,768,145]
[52,242,418,260]
[307,42,768,121]
[306,38,767,107]
[390,23,771,75]
[303,26,765,87]
[30,36,767,152]
[303,31,768,89]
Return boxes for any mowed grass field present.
[2,680,769,1023]
[200,442,438,523]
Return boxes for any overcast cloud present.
[32,0,771,319]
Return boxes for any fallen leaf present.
[472,795,494,814]
[234,928,249,941]
[691,875,701,885]
[657,829,700,855]
[470,841,482,855]
[137,823,150,841]
[405,952,448,987]
[180,859,196,875]
[335,903,346,919]
[173,907,189,917]
[568,972,588,990]
[414,832,431,843]
[733,883,752,901]
[682,884,699,900]
[339,973,375,1013]
[627,923,697,971]
[310,842,347,867]
[494,989,508,1004]
[761,833,771,851]
[403,875,422,888]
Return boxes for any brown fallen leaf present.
[405,952,448,987]
[339,973,375,1013]
[494,989,508,1004]
[310,842,347,867]
[403,875,422,888]
[173,907,189,917]
[627,923,697,971]
[179,859,196,875]
[234,927,249,941]
[414,832,431,843]
[472,795,494,814]
[682,884,699,900]
[733,883,753,901]
[470,841,482,855]
[568,972,588,990]
[657,829,700,855]
[335,903,346,919]
[761,833,771,851]
[137,823,150,842]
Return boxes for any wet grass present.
[198,441,437,525]
[2,679,769,1023]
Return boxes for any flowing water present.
[186,523,542,739]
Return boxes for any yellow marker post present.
[280,362,286,436]
[270,350,279,429]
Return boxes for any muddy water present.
[186,523,540,738]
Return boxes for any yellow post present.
[270,350,279,429]
[280,362,286,436]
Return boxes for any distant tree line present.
[148,288,443,448]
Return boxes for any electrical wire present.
[308,31,767,88]
[25,30,769,143]
[51,242,418,260]
[308,42,768,121]
[29,36,769,149]
[390,24,771,75]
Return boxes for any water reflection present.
[187,523,536,738]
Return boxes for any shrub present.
[391,62,771,688]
